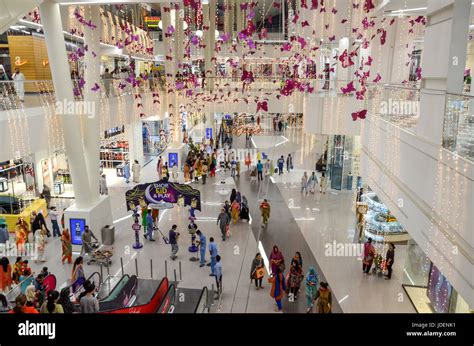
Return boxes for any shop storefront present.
[100,125,129,178]
[142,118,170,157]
[402,239,472,313]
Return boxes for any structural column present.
[39,0,93,208]
[82,5,101,203]
[417,0,471,143]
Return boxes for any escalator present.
[102,277,169,314]
[157,286,212,313]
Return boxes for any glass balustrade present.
[442,93,474,162]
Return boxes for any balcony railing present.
[442,93,474,162]
[366,84,421,131]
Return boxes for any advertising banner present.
[125,180,201,211]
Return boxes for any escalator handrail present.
[104,277,169,314]
[157,283,175,313]
[193,286,208,314]
[99,275,138,312]
[99,274,130,302]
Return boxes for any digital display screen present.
[70,218,86,245]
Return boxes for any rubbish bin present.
[101,225,115,245]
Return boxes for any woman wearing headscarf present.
[305,267,319,313]
[58,287,74,314]
[231,200,240,224]
[0,257,12,292]
[250,253,265,290]
[230,189,237,204]
[288,257,304,300]
[240,196,250,221]
[235,191,242,204]
[269,245,285,275]
[268,266,286,312]
[12,257,23,284]
[61,229,72,264]
[315,282,332,313]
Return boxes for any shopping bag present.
[256,267,265,279]
[226,224,231,237]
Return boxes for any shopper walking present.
[99,174,108,195]
[288,258,304,300]
[61,229,72,264]
[362,238,375,275]
[286,154,293,172]
[231,200,240,224]
[230,188,237,204]
[196,230,207,267]
[81,226,98,257]
[145,210,155,241]
[305,267,319,313]
[257,160,263,181]
[385,243,395,280]
[250,253,265,290]
[34,228,47,263]
[269,267,286,312]
[319,172,328,194]
[49,207,61,237]
[12,67,25,102]
[12,257,23,284]
[214,255,223,295]
[264,159,270,177]
[123,161,131,184]
[169,225,179,260]
[301,172,309,195]
[216,208,230,241]
[0,219,9,250]
[315,282,332,313]
[308,172,318,194]
[172,163,179,182]
[277,156,285,175]
[259,199,271,227]
[208,237,218,276]
[71,257,85,292]
[132,160,141,183]
[157,156,163,180]
[269,245,285,275]
[0,257,12,293]
[201,161,208,184]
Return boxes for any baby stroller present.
[240,196,250,221]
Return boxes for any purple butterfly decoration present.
[351,109,367,121]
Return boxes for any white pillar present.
[82,5,101,203]
[39,0,93,208]
[417,0,471,143]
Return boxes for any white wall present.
[360,114,474,308]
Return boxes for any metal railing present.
[366,83,421,131]
[442,93,474,162]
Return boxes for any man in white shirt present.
[12,67,25,102]
[49,207,61,237]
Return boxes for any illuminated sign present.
[144,16,160,27]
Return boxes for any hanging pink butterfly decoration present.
[256,101,268,113]
[351,110,367,121]
[341,81,356,94]
[373,74,382,83]
[91,83,100,92]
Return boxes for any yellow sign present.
[14,56,28,66]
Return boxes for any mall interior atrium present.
[0,0,472,317]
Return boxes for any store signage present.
[205,128,213,139]
[70,218,86,245]
[125,180,201,211]
[144,16,160,27]
[14,56,28,66]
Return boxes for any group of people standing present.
[253,245,332,313]
[300,171,327,195]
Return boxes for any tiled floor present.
[5,125,415,313]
